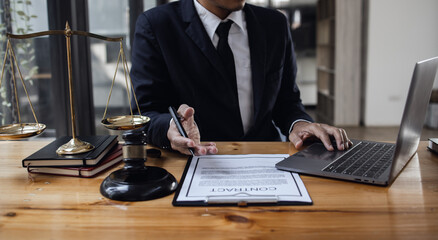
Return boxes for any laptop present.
[276,57,438,186]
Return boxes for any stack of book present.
[428,138,438,155]
[23,135,123,178]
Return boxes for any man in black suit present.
[131,0,352,155]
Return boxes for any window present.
[0,0,55,138]
[88,0,156,135]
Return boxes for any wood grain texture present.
[1,141,437,239]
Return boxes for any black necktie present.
[215,20,244,136]
[216,21,236,84]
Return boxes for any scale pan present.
[101,115,150,130]
[0,123,46,140]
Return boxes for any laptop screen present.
[390,57,438,183]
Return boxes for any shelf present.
[317,66,335,74]
[317,0,335,20]
[315,0,362,126]
[317,17,335,22]
[317,89,334,99]
[316,46,335,69]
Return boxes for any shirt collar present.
[193,0,245,41]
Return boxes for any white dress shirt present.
[193,0,253,134]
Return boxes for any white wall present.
[364,0,438,126]
[296,55,317,105]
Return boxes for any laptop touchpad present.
[294,142,347,162]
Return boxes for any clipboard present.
[172,154,313,207]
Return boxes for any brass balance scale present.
[0,22,150,154]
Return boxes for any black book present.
[22,135,118,167]
[27,145,123,178]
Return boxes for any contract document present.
[172,154,312,206]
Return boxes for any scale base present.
[100,166,178,201]
[56,138,95,155]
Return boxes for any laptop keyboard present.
[322,142,395,179]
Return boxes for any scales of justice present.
[0,22,178,201]
[0,22,148,153]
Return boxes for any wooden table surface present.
[0,141,437,239]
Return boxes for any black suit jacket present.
[130,0,313,148]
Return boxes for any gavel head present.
[122,130,147,146]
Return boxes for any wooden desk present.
[1,141,437,239]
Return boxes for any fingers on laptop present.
[290,122,353,151]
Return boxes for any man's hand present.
[289,121,353,151]
[167,104,218,155]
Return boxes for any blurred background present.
[0,0,437,141]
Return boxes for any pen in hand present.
[168,106,195,156]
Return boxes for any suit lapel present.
[244,5,266,123]
[181,0,229,82]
